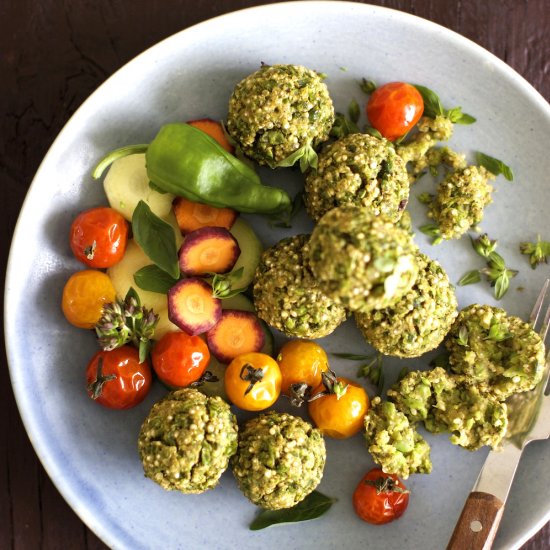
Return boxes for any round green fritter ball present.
[253,234,347,338]
[355,253,457,357]
[307,205,419,312]
[445,304,545,400]
[232,412,326,509]
[304,133,410,222]
[227,64,334,166]
[138,388,238,493]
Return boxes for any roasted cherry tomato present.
[225,352,281,411]
[151,331,210,388]
[86,346,152,409]
[70,206,129,268]
[353,468,410,524]
[62,269,116,329]
[277,339,329,396]
[366,82,424,141]
[307,373,369,438]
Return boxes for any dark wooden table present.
[1,1,549,548]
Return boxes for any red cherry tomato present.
[86,346,152,409]
[366,82,424,141]
[353,468,410,525]
[70,207,129,268]
[151,331,210,388]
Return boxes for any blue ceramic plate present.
[6,2,550,549]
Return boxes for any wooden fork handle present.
[446,491,504,550]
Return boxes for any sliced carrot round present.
[206,310,265,364]
[172,197,238,235]
[179,227,240,276]
[168,278,221,335]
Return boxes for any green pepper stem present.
[92,144,149,179]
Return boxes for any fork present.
[447,279,550,550]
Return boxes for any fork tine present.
[539,303,550,342]
[529,279,550,327]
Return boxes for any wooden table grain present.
[1,1,549,548]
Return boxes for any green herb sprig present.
[476,152,514,181]
[330,112,360,139]
[95,288,159,363]
[419,223,443,245]
[333,352,384,395]
[413,84,476,124]
[210,267,248,299]
[519,235,550,269]
[458,234,518,300]
[359,78,377,95]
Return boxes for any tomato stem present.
[364,476,409,495]
[87,357,117,400]
[239,363,264,395]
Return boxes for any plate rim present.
[5,2,550,549]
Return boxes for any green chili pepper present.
[93,123,292,215]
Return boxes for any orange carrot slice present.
[179,227,240,276]
[206,310,265,364]
[167,278,221,335]
[187,118,234,153]
[173,197,238,235]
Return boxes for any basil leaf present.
[413,84,444,118]
[134,264,179,294]
[458,269,481,286]
[476,152,514,181]
[249,491,336,530]
[348,99,360,124]
[132,200,180,279]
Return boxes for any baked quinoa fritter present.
[445,304,545,400]
[364,397,432,479]
[304,133,409,222]
[428,165,494,240]
[232,412,326,509]
[253,234,347,338]
[355,253,458,357]
[388,367,508,451]
[226,64,334,166]
[138,389,238,493]
[307,205,419,312]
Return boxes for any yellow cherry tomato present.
[308,376,369,439]
[225,352,281,411]
[277,339,329,396]
[62,270,116,329]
